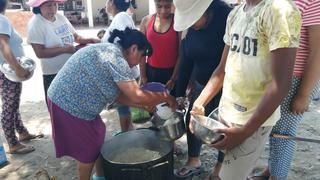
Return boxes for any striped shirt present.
[294,0,320,76]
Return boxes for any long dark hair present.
[112,0,137,12]
[32,7,41,14]
[108,27,152,57]
[0,0,7,13]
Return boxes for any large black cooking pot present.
[100,128,174,180]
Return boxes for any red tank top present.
[146,14,179,68]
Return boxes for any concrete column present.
[86,0,94,27]
[149,0,155,14]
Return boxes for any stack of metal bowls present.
[190,109,226,144]
[0,57,36,82]
[151,108,186,141]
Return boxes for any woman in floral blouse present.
[47,28,177,180]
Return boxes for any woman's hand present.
[165,79,175,90]
[290,94,309,114]
[189,103,205,134]
[190,103,205,116]
[164,93,178,111]
[15,66,30,79]
[89,38,101,44]
[64,45,76,53]
[209,127,249,150]
[139,76,148,86]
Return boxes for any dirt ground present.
[0,26,320,180]
[1,100,320,180]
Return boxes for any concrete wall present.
[135,0,149,22]
[81,0,150,25]
[91,0,106,18]
[83,0,105,18]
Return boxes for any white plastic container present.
[0,136,8,167]
[155,103,174,120]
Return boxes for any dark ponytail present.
[112,0,130,12]
[130,0,137,9]
[108,27,152,57]
[0,0,8,13]
[32,7,41,14]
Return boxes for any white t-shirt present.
[0,15,24,64]
[101,12,140,79]
[27,14,76,75]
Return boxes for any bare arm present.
[243,48,296,134]
[73,32,100,45]
[139,16,151,85]
[166,32,182,90]
[31,43,75,59]
[116,92,154,112]
[0,34,29,78]
[191,45,230,115]
[117,80,177,109]
[291,25,320,113]
[213,48,297,150]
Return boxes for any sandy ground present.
[0,27,320,180]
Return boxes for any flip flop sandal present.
[19,133,44,142]
[8,145,35,154]
[207,173,221,180]
[92,174,105,180]
[34,168,50,180]
[174,165,205,179]
[247,173,269,180]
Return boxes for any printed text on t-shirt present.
[230,33,258,56]
[54,24,74,46]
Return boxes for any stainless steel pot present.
[151,109,186,141]
[101,128,174,180]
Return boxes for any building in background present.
[8,0,157,27]
[61,0,151,27]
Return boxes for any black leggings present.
[43,74,56,105]
[146,64,174,84]
[146,64,175,95]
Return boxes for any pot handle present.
[148,161,169,169]
[113,131,124,136]
[121,168,142,172]
[136,127,160,131]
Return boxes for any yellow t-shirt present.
[219,0,301,126]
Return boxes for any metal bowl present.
[0,57,36,82]
[155,103,174,120]
[151,110,186,141]
[190,111,226,144]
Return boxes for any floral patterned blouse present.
[48,43,135,120]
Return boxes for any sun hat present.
[173,0,213,31]
[27,0,67,8]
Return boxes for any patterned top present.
[48,43,135,120]
[219,0,301,126]
[294,0,320,76]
